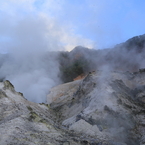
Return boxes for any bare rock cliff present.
[0,70,145,145]
[48,70,145,145]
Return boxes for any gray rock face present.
[1,70,145,145]
[0,80,80,145]
[48,71,145,145]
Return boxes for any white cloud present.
[0,0,93,51]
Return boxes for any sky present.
[0,0,145,51]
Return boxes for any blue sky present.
[0,0,145,51]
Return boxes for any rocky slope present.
[0,80,79,145]
[48,70,145,145]
[1,70,145,144]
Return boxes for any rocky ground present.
[0,70,145,145]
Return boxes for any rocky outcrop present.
[1,70,145,144]
[48,70,145,145]
[0,80,81,145]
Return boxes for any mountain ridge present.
[59,33,145,83]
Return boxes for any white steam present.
[0,0,93,103]
[0,15,63,103]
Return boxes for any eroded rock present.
[1,70,145,144]
[0,81,82,145]
[47,71,145,145]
